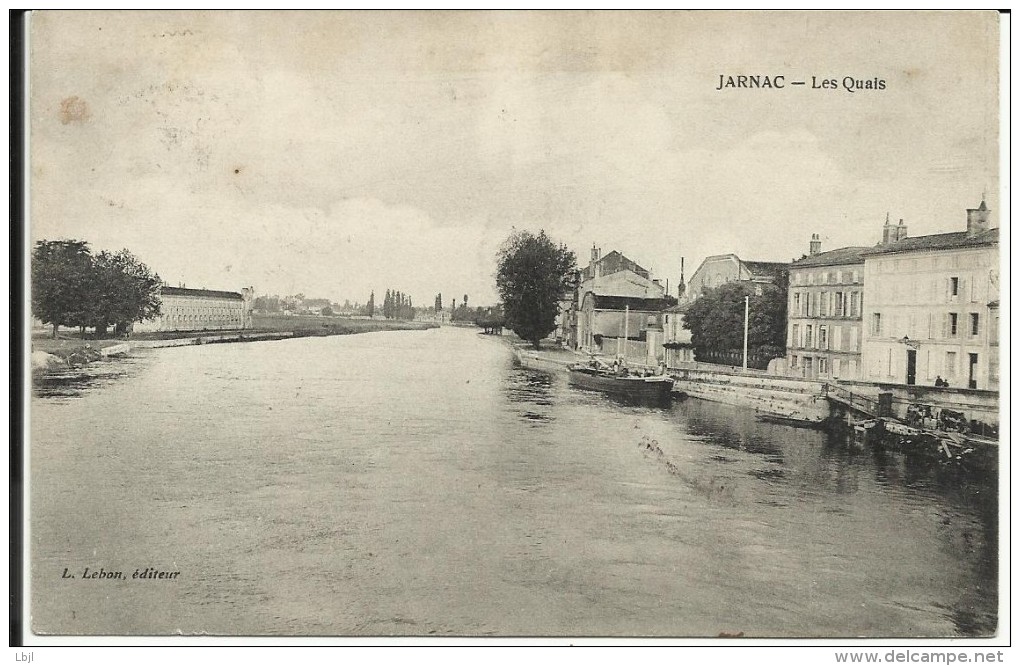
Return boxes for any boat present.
[754,413,827,429]
[567,363,674,402]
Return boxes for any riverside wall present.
[668,365,832,423]
[833,380,999,430]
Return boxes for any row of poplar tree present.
[381,289,414,319]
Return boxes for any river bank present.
[510,344,998,466]
[31,315,437,374]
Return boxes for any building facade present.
[860,202,999,390]
[577,293,670,358]
[134,286,254,332]
[661,305,695,367]
[683,254,787,305]
[564,246,666,350]
[786,237,868,380]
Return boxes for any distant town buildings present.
[134,286,254,332]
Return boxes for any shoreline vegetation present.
[31,314,438,373]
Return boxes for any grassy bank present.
[250,314,435,335]
[31,316,436,358]
[31,337,126,361]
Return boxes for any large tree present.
[495,230,576,349]
[32,240,162,338]
[31,239,96,338]
[683,278,788,360]
[89,249,162,336]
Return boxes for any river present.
[30,326,997,637]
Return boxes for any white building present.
[860,202,999,390]
[134,286,254,332]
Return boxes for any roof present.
[861,228,999,257]
[581,250,651,280]
[587,294,671,311]
[741,260,788,279]
[791,246,870,268]
[161,286,243,300]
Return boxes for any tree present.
[495,230,576,349]
[32,239,95,337]
[321,306,334,317]
[683,277,788,360]
[32,240,162,338]
[367,291,375,317]
[89,249,162,336]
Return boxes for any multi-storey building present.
[567,246,666,350]
[134,286,254,332]
[682,254,787,305]
[786,235,868,380]
[860,202,999,390]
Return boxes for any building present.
[134,286,254,332]
[860,202,999,390]
[661,304,695,367]
[786,235,869,380]
[683,254,787,304]
[566,246,667,350]
[577,293,671,363]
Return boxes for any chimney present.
[677,257,686,300]
[809,233,821,256]
[966,200,991,236]
[896,218,908,241]
[882,213,895,245]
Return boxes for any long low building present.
[134,286,255,332]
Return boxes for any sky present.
[29,10,1000,306]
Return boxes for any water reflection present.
[29,328,998,637]
[32,358,141,399]
[502,367,557,425]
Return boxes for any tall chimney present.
[966,200,991,236]
[882,213,895,245]
[896,218,908,241]
[809,233,821,256]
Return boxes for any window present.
[949,313,958,336]
[791,355,798,368]
[950,277,959,296]
[834,292,844,317]
[970,313,979,336]
[850,292,860,317]
[832,358,841,377]
[818,357,828,375]
[791,324,800,347]
[805,325,813,347]
[793,293,800,314]
[871,313,882,335]
[945,351,957,378]
[820,292,829,316]
[804,357,813,372]
[819,326,828,350]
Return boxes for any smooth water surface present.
[31,327,997,636]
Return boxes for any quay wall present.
[669,366,832,423]
[834,380,999,429]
